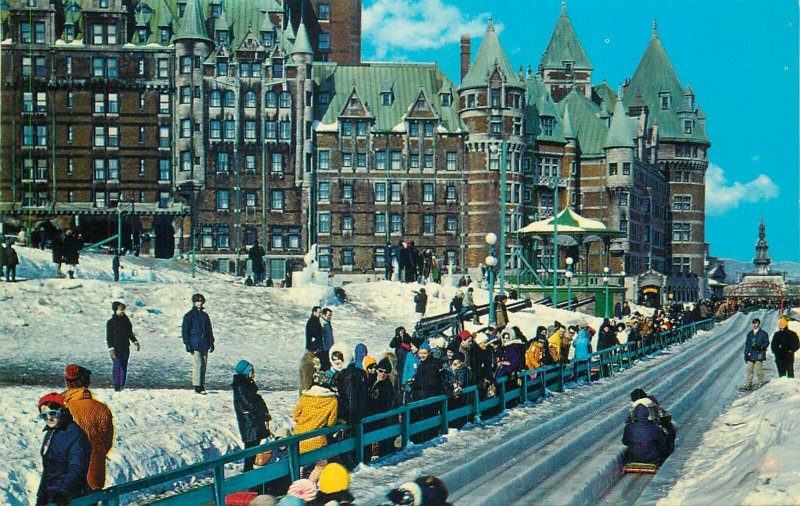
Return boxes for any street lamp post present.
[620,269,626,308]
[566,256,574,311]
[499,140,507,296]
[485,232,498,327]
[603,266,610,318]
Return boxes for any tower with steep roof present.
[753,218,771,275]
[459,19,528,268]
[623,20,710,280]
[539,2,593,101]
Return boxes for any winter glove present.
[109,348,116,360]
[134,341,141,352]
[209,344,215,353]
[185,344,193,354]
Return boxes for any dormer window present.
[160,28,170,44]
[660,92,671,110]
[65,26,76,42]
[137,27,147,42]
[178,3,186,16]
[491,88,501,108]
[381,92,393,106]
[683,120,693,135]
[440,92,452,106]
[563,61,573,74]
[217,62,228,76]
[540,117,554,136]
[217,31,229,47]
[261,31,275,47]
[210,4,222,18]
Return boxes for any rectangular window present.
[94,93,105,113]
[342,152,353,168]
[341,248,354,266]
[622,162,631,175]
[180,87,192,104]
[108,126,119,147]
[391,151,402,170]
[108,93,119,113]
[271,228,284,249]
[245,155,256,172]
[342,182,353,201]
[223,120,235,140]
[271,190,284,210]
[279,121,291,140]
[422,182,434,203]
[288,228,300,249]
[390,214,403,234]
[374,214,386,234]
[209,120,221,139]
[446,151,457,171]
[216,190,230,210]
[245,121,257,141]
[445,215,457,233]
[424,154,433,169]
[673,195,692,211]
[446,185,457,201]
[93,159,106,180]
[608,163,618,176]
[107,159,119,179]
[375,247,386,269]
[180,119,192,138]
[408,122,419,137]
[318,246,331,269]
[318,3,330,20]
[201,226,213,249]
[139,159,146,176]
[157,59,169,78]
[390,182,402,202]
[423,214,435,235]
[265,121,277,139]
[356,121,367,137]
[159,159,171,181]
[318,150,331,170]
[216,152,230,173]
[318,181,330,202]
[357,153,367,168]
[491,88,501,107]
[375,151,386,171]
[180,150,191,171]
[94,190,107,208]
[672,223,691,242]
[619,191,629,206]
[341,215,353,233]
[318,212,331,234]
[424,122,434,138]
[271,152,283,174]
[107,24,117,44]
[217,226,230,249]
[341,121,352,136]
[409,154,419,169]
[374,182,386,203]
[93,126,106,147]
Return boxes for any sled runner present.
[622,462,659,474]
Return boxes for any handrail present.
[66,318,717,506]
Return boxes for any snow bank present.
[660,379,800,506]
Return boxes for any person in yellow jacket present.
[548,323,567,363]
[293,372,339,482]
[62,364,114,491]
[525,326,550,371]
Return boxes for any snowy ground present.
[1,246,798,505]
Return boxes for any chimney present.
[460,34,471,82]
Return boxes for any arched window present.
[265,91,277,108]
[209,90,221,107]
[279,91,292,108]
[224,91,235,107]
[244,91,256,108]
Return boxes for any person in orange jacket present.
[63,364,114,491]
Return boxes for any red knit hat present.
[38,392,65,408]
[64,364,81,381]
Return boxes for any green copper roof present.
[592,82,617,109]
[604,98,635,149]
[622,27,709,144]
[132,0,177,45]
[174,0,212,42]
[313,62,464,133]
[540,3,592,70]
[460,20,523,89]
[556,88,609,156]
[562,105,575,139]
[292,21,312,54]
[524,74,566,143]
[262,0,282,12]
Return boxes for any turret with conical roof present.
[460,19,523,90]
[605,99,635,149]
[292,20,312,56]
[539,2,593,101]
[174,0,211,43]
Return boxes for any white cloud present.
[705,163,779,216]
[363,0,497,60]
[750,155,761,162]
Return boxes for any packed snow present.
[0,246,798,505]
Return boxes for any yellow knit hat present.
[779,315,789,325]
[362,356,377,369]
[318,463,349,494]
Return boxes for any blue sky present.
[361,0,799,263]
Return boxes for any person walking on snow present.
[743,317,770,389]
[232,360,271,472]
[4,241,19,282]
[414,288,428,319]
[36,392,90,506]
[62,365,113,492]
[771,315,799,378]
[106,301,140,391]
[182,293,215,394]
[320,308,335,371]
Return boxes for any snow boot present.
[114,384,121,392]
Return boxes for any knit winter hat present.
[286,479,317,502]
[362,356,377,370]
[377,357,393,374]
[64,364,82,381]
[458,330,472,341]
[38,392,65,409]
[453,351,466,363]
[234,359,254,377]
[419,341,431,351]
[318,463,349,494]
[779,315,789,325]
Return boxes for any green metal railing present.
[64,318,715,506]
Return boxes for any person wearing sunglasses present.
[36,392,90,506]
[366,357,396,458]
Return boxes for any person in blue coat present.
[622,404,668,465]
[743,317,770,389]
[36,392,91,506]
[231,360,271,472]
[181,293,215,394]
[572,328,593,362]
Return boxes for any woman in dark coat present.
[409,342,442,442]
[62,230,82,279]
[106,301,140,391]
[597,319,619,351]
[232,360,271,472]
[36,392,91,506]
[366,357,396,457]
